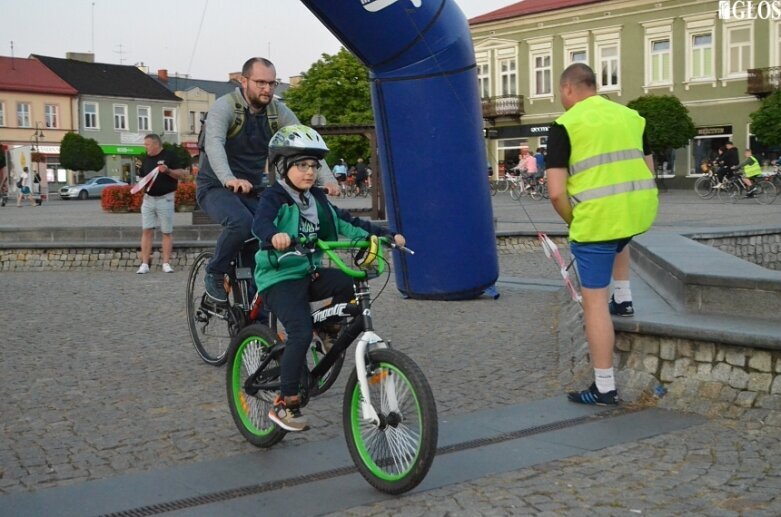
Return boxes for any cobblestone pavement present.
[0,252,562,495]
[2,191,780,514]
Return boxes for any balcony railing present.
[481,95,525,120]
[747,67,781,96]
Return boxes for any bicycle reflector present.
[354,235,380,269]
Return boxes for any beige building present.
[470,0,781,186]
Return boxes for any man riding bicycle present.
[252,124,405,431]
[196,57,338,303]
[733,148,763,195]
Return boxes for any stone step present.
[631,231,781,320]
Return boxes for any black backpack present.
[197,92,279,152]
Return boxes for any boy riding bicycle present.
[251,124,405,432]
[733,148,763,195]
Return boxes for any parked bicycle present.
[225,236,438,494]
[717,169,777,205]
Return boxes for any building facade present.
[470,0,781,184]
[34,54,183,184]
[0,56,78,192]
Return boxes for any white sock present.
[594,367,615,393]
[612,280,632,304]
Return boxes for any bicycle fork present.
[354,330,390,426]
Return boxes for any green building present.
[469,0,781,186]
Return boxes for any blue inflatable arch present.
[301,0,498,300]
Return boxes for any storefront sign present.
[696,125,732,137]
[494,124,552,139]
[100,145,146,156]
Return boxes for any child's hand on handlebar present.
[392,234,406,248]
[271,232,292,251]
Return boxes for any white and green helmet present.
[268,124,329,174]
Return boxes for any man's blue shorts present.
[570,239,631,289]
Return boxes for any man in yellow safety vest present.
[547,63,659,405]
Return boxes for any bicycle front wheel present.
[187,251,233,365]
[343,349,437,494]
[755,180,778,205]
[226,324,287,448]
[694,176,716,199]
[496,177,509,193]
[509,183,522,200]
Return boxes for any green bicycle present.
[225,236,438,494]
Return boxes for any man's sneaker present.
[268,395,309,432]
[609,295,634,317]
[567,383,619,406]
[204,272,228,303]
[162,263,174,273]
[136,263,150,274]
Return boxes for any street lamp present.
[30,122,44,151]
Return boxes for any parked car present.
[59,177,128,200]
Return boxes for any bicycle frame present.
[242,237,396,424]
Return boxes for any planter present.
[177,204,195,213]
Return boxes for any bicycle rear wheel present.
[755,180,778,205]
[718,181,740,203]
[187,251,236,366]
[343,348,437,494]
[226,324,287,448]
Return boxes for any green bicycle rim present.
[231,335,277,437]
[349,362,423,481]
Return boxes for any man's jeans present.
[197,186,259,275]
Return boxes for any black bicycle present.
[717,169,777,205]
[225,236,438,494]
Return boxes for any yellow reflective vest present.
[555,95,659,243]
[744,156,762,177]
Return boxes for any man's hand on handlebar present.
[225,178,254,194]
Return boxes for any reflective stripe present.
[572,178,657,204]
[570,149,645,176]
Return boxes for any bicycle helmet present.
[268,124,329,177]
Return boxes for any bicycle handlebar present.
[261,236,412,279]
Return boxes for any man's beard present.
[248,91,271,110]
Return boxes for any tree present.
[162,142,193,170]
[626,95,696,170]
[60,132,105,181]
[283,48,373,166]
[749,91,781,147]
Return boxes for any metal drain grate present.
[99,407,632,516]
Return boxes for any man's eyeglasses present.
[246,78,279,89]
[293,161,321,173]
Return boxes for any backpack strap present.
[267,99,279,133]
[226,90,245,139]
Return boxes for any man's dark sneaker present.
[204,272,228,303]
[268,395,309,432]
[609,295,634,317]
[567,383,619,406]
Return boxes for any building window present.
[44,104,59,129]
[570,50,587,63]
[563,32,589,67]
[725,24,752,77]
[17,103,31,127]
[650,39,672,84]
[0,102,5,126]
[597,44,620,89]
[163,108,176,132]
[499,58,517,96]
[137,106,150,132]
[113,104,128,130]
[83,102,98,129]
[188,111,197,133]
[691,33,714,79]
[531,51,552,96]
[477,62,491,98]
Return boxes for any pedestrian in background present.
[16,167,36,207]
[136,134,188,274]
[546,63,658,405]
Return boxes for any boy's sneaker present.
[567,383,619,406]
[204,272,227,303]
[268,395,309,432]
[136,263,150,274]
[609,295,634,317]
[162,263,174,273]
